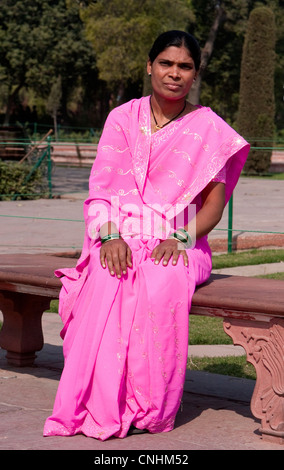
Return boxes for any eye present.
[180,64,193,70]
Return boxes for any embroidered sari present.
[44,96,249,440]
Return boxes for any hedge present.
[0,160,46,200]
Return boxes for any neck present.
[150,94,186,120]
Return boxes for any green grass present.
[47,299,59,313]
[189,315,231,345]
[212,248,284,270]
[257,272,284,280]
[188,315,256,379]
[187,355,256,380]
[243,172,284,180]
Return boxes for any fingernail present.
[123,270,126,275]
[155,260,159,264]
[163,260,167,265]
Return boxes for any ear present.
[146,59,152,76]
[194,69,200,81]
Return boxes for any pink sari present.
[44,97,249,440]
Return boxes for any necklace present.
[150,98,186,130]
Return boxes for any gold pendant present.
[155,124,162,130]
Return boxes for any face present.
[147,45,198,101]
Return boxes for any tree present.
[46,76,62,141]
[188,1,226,105]
[80,0,194,105]
[237,6,276,174]
[0,0,96,124]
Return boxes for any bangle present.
[101,233,121,244]
[169,228,192,249]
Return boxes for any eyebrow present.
[158,59,194,66]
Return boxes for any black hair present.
[148,30,201,71]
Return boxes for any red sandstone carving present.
[224,318,284,444]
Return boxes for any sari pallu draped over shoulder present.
[55,96,249,331]
[44,96,250,440]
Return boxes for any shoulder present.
[197,106,240,137]
[107,97,146,120]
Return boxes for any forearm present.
[186,202,224,241]
[185,182,226,242]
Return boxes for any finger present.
[100,247,106,268]
[182,250,189,267]
[105,253,115,276]
[150,246,157,259]
[154,247,166,265]
[171,249,180,266]
[111,252,122,278]
[118,246,128,275]
[126,246,132,268]
[162,248,174,266]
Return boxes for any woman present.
[44,31,249,440]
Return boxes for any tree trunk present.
[53,112,58,141]
[4,83,24,126]
[189,6,226,105]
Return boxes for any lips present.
[164,83,182,92]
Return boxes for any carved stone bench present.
[0,253,283,445]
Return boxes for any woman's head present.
[147,30,200,102]
[148,30,201,71]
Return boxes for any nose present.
[169,65,180,80]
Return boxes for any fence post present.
[47,136,52,199]
[228,194,233,253]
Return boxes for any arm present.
[190,181,225,240]
[151,181,225,266]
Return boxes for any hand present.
[100,238,132,278]
[150,239,188,267]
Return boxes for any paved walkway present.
[0,170,283,254]
[1,312,283,451]
[0,171,283,451]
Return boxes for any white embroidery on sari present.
[156,164,186,189]
[105,123,130,134]
[182,128,202,141]
[92,185,138,197]
[170,148,194,166]
[176,135,246,204]
[208,117,222,133]
[101,145,130,154]
[133,102,151,190]
[92,166,134,176]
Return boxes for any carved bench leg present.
[223,317,284,445]
[0,292,52,367]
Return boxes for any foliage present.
[188,0,283,130]
[0,0,96,124]
[237,6,276,174]
[80,0,194,99]
[0,160,45,200]
[0,0,283,132]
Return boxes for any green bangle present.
[169,229,192,249]
[101,233,120,244]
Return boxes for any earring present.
[148,73,151,76]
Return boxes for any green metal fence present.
[0,134,283,253]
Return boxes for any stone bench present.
[0,253,283,445]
